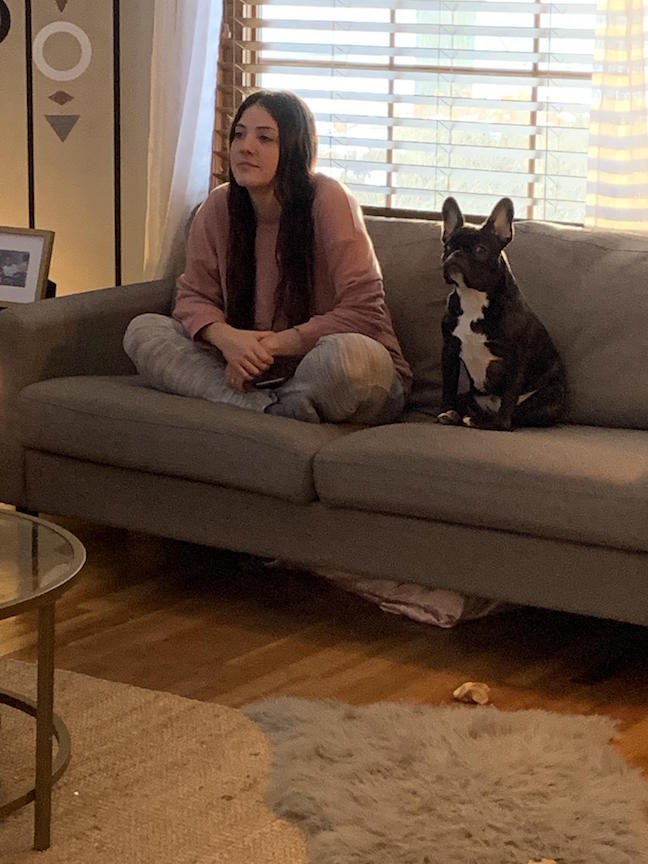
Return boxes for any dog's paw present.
[437,410,462,425]
[464,414,513,431]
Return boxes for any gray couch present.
[1,215,646,625]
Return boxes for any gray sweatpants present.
[123,314,405,425]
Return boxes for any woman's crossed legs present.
[123,314,405,425]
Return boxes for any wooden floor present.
[2,513,647,774]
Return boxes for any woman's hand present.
[224,362,253,393]
[202,323,275,379]
[259,327,305,357]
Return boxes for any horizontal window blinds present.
[227,0,598,220]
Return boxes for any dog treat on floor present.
[452,681,491,704]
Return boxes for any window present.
[222,0,598,221]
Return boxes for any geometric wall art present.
[0,2,29,230]
[33,21,92,82]
[0,2,10,44]
[44,114,80,141]
[0,0,155,296]
[30,2,116,291]
[49,90,74,105]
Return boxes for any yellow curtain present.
[586,0,648,230]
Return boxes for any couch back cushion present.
[366,214,648,429]
[365,216,447,414]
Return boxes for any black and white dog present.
[438,196,567,430]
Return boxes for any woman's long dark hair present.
[226,90,317,330]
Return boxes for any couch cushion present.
[314,422,648,552]
[17,376,355,504]
[507,221,648,429]
[365,216,447,416]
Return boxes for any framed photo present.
[0,227,54,307]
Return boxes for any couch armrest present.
[0,278,174,505]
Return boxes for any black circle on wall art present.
[0,2,11,45]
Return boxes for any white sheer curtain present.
[586,0,648,230]
[143,0,221,279]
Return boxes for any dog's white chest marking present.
[454,279,496,391]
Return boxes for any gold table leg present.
[35,602,56,850]
[0,601,71,850]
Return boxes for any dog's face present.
[441,197,514,294]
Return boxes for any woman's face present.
[230,104,280,193]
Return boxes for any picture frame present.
[0,227,55,307]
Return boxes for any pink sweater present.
[173,173,412,385]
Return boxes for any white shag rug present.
[244,698,648,864]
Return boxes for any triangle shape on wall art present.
[55,0,69,11]
[45,114,79,142]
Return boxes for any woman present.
[124,90,412,423]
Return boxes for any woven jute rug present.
[0,660,306,863]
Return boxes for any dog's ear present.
[485,198,514,247]
[442,197,464,243]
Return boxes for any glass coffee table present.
[0,510,86,850]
